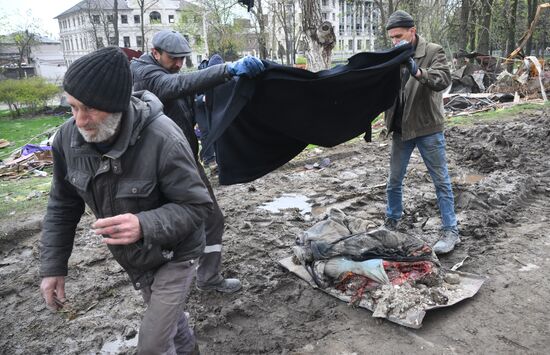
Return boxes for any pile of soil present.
[1,105,548,353]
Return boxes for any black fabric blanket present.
[206,45,414,185]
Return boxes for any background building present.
[55,0,201,67]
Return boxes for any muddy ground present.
[1,105,549,354]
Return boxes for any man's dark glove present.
[395,40,419,76]
[227,56,265,78]
[405,57,419,76]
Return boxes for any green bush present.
[295,56,307,65]
[0,77,60,118]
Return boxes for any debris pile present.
[0,144,54,179]
[447,49,548,115]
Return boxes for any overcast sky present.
[0,0,81,38]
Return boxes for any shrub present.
[295,56,307,65]
[0,77,60,118]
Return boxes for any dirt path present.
[1,105,549,354]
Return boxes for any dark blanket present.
[206,45,414,185]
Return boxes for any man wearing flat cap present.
[382,11,459,254]
[131,30,264,293]
[40,46,210,354]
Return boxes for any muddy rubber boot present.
[197,278,242,293]
[433,229,461,254]
[383,217,400,231]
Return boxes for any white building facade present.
[55,0,202,67]
[268,0,380,63]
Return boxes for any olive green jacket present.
[385,35,451,140]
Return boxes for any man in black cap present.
[382,10,459,254]
[40,46,210,354]
[131,30,264,293]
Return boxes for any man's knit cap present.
[152,30,192,57]
[386,10,415,30]
[63,46,132,113]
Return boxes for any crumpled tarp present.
[295,208,436,263]
[21,144,52,157]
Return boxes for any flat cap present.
[386,10,415,30]
[152,30,191,57]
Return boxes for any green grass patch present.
[0,174,51,218]
[447,102,549,126]
[0,115,67,160]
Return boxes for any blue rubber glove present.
[227,56,265,78]
[406,57,419,76]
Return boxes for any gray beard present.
[78,112,122,143]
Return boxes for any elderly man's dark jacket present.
[385,35,451,140]
[130,53,231,158]
[40,91,213,289]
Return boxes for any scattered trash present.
[304,157,331,170]
[259,194,312,215]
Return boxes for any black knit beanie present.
[63,47,132,113]
[386,10,415,30]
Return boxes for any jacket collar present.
[414,35,427,59]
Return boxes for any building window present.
[197,54,202,63]
[136,36,143,47]
[357,39,362,50]
[169,15,175,23]
[322,0,328,6]
[73,18,76,27]
[134,15,141,24]
[322,12,327,20]
[124,36,131,47]
[109,37,117,45]
[107,15,114,23]
[81,38,85,49]
[332,13,335,21]
[150,11,161,24]
[121,15,128,24]
[92,15,100,24]
[348,39,353,50]
[98,37,104,48]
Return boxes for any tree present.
[299,0,336,71]
[245,0,269,59]
[457,0,470,62]
[505,0,519,71]
[176,3,207,57]
[136,0,159,52]
[12,30,37,79]
[113,0,119,46]
[525,0,538,55]
[196,0,246,60]
[271,0,299,65]
[477,0,493,54]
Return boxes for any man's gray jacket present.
[130,53,231,158]
[385,35,451,140]
[40,91,213,289]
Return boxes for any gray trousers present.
[138,260,196,355]
[196,164,224,287]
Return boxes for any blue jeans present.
[386,131,457,230]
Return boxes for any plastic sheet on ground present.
[279,256,486,328]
